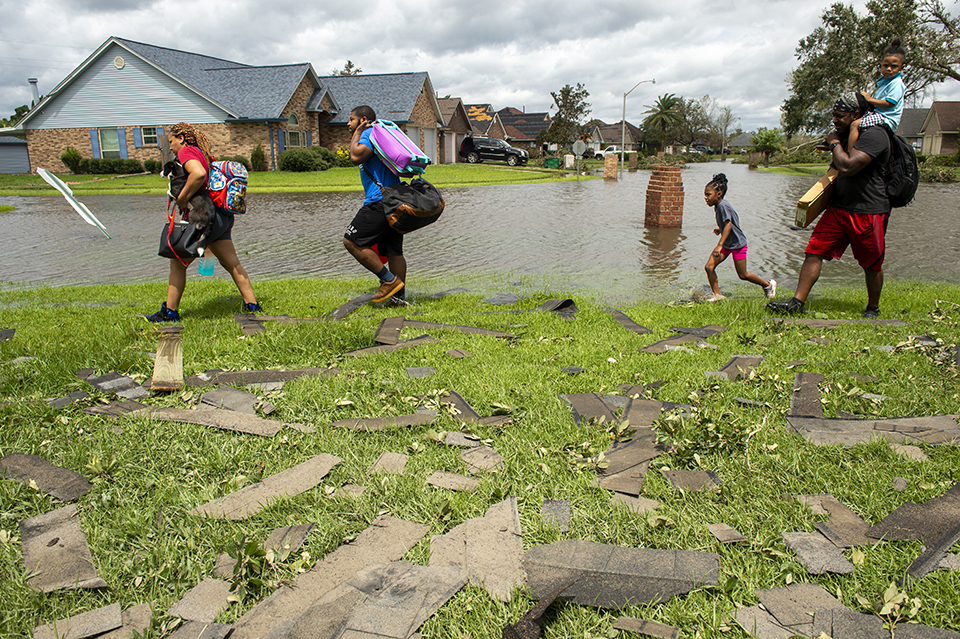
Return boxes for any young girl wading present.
[145,122,261,322]
[703,173,776,302]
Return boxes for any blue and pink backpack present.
[369,120,431,177]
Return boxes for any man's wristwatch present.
[828,141,840,151]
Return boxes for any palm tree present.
[643,93,683,153]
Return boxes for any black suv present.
[459,136,528,166]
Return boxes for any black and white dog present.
[162,160,217,232]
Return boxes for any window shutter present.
[118,128,128,159]
[90,129,101,158]
[306,130,312,147]
[156,126,164,136]
[278,130,285,154]
[133,128,142,148]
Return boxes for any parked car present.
[594,145,623,160]
[691,145,714,154]
[459,136,528,166]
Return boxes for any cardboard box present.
[796,168,839,228]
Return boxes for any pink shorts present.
[720,245,748,261]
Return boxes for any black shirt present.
[830,126,891,215]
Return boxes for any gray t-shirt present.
[715,199,747,250]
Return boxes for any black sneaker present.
[767,298,805,315]
[862,307,880,319]
[145,302,180,323]
[242,302,262,314]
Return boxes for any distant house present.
[0,136,30,174]
[728,131,755,151]
[897,108,928,151]
[7,36,332,172]
[437,97,473,163]
[464,104,505,138]
[315,72,444,164]
[498,108,550,150]
[5,36,445,172]
[588,120,644,152]
[919,101,960,156]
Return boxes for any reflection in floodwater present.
[0,162,957,301]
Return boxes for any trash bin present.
[544,158,560,169]
[564,154,575,169]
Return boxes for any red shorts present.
[805,206,889,272]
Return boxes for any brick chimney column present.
[603,154,618,180]
[644,166,684,228]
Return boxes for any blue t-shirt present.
[873,74,905,131]
[358,128,400,205]
[714,199,747,250]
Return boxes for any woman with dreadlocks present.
[146,122,261,322]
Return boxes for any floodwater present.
[1,162,957,301]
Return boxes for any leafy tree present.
[332,60,362,76]
[0,104,31,128]
[782,0,960,135]
[752,128,785,165]
[642,93,683,152]
[542,83,591,146]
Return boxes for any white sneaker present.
[764,280,777,299]
[705,293,727,303]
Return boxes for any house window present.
[98,128,121,159]
[287,130,302,148]
[141,126,158,146]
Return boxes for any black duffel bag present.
[363,166,445,234]
[158,205,229,264]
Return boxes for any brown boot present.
[372,277,404,303]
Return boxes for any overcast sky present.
[2,0,959,132]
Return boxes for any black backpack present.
[882,126,919,208]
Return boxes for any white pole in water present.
[621,78,655,177]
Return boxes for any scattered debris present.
[167,577,232,622]
[80,370,150,400]
[368,452,408,475]
[891,442,929,462]
[708,523,746,544]
[235,313,266,335]
[1,453,92,501]
[902,523,960,585]
[265,523,315,554]
[181,367,338,387]
[606,309,651,335]
[430,496,524,601]
[404,319,516,339]
[406,366,436,379]
[247,380,285,393]
[444,431,481,447]
[329,294,373,320]
[786,414,960,447]
[33,603,122,639]
[806,336,834,346]
[754,583,844,636]
[48,390,91,409]
[461,445,504,473]
[705,355,764,381]
[191,453,342,519]
[797,494,870,548]
[20,504,108,592]
[200,386,261,415]
[151,326,184,391]
[230,516,429,639]
[765,317,908,327]
[611,493,660,514]
[600,429,662,479]
[344,334,438,357]
[427,471,480,492]
[141,406,302,437]
[95,603,153,639]
[502,580,573,639]
[332,413,435,431]
[541,499,571,532]
[612,617,681,639]
[938,553,960,572]
[561,392,617,426]
[781,532,855,574]
[337,484,366,499]
[81,399,147,416]
[0,327,14,341]
[447,349,471,358]
[374,316,405,345]
[662,344,694,354]
[561,366,584,375]
[523,540,718,609]
[440,390,483,423]
[592,461,648,496]
[869,479,960,543]
[893,477,909,491]
[789,372,824,418]
[661,469,720,492]
[734,397,768,408]
[168,622,233,639]
[536,298,578,320]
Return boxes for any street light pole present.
[621,78,655,177]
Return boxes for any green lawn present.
[0,164,590,197]
[1,278,958,638]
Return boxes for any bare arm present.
[860,91,894,109]
[824,131,874,177]
[713,221,732,258]
[177,159,207,209]
[349,121,374,165]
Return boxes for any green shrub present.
[919,161,958,183]
[143,159,162,174]
[277,148,320,172]
[221,155,251,171]
[307,146,336,171]
[250,143,266,172]
[60,147,82,174]
[335,146,353,168]
[75,158,144,175]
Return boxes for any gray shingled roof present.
[116,37,312,119]
[437,97,463,125]
[897,108,929,137]
[499,110,550,140]
[728,132,755,147]
[318,73,433,125]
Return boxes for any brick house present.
[464,104,506,139]
[896,107,929,151]
[919,101,960,156]
[315,72,445,164]
[437,97,472,163]
[587,120,644,153]
[498,107,551,151]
